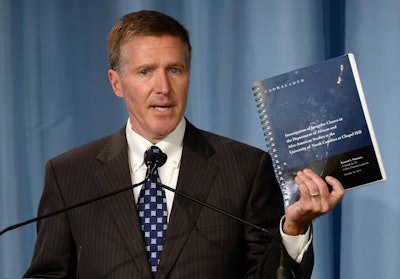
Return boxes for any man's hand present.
[283,168,345,236]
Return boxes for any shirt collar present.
[126,118,186,171]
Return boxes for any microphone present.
[0,156,167,236]
[144,148,167,176]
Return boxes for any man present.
[25,10,344,278]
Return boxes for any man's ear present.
[108,69,124,98]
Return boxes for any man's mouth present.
[153,106,170,111]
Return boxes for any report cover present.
[253,53,386,206]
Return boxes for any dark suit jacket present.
[25,121,313,278]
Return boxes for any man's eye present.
[139,69,150,75]
[170,68,179,74]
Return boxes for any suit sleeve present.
[243,152,314,278]
[24,159,77,278]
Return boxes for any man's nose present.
[154,71,171,94]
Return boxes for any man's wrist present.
[282,216,309,236]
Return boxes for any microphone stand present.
[0,159,165,236]
[0,179,147,236]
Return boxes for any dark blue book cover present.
[253,54,386,206]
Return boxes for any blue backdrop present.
[1,1,399,278]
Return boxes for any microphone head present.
[144,150,167,168]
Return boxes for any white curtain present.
[1,1,399,278]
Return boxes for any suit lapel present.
[93,128,152,278]
[92,123,219,278]
[157,122,219,277]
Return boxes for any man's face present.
[108,35,190,143]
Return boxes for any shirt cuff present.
[279,216,312,263]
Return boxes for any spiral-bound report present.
[253,53,386,207]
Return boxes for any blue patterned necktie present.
[137,146,168,277]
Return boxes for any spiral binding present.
[252,82,291,208]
